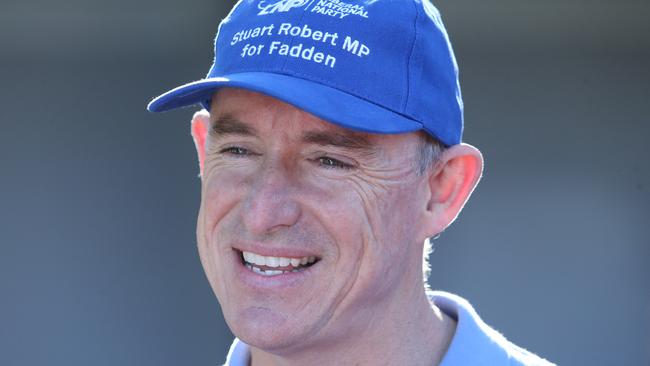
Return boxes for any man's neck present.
[249,290,457,366]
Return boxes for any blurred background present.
[1,0,648,365]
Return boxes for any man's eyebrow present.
[210,114,257,138]
[302,130,376,153]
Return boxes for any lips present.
[240,250,319,276]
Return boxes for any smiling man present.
[147,0,553,365]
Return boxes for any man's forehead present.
[210,88,375,140]
[211,88,338,128]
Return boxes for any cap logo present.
[258,0,310,15]
[257,0,370,19]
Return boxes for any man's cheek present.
[346,181,385,234]
[203,176,243,219]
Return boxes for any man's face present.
[196,88,432,352]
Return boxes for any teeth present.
[299,256,317,265]
[242,251,319,276]
[266,256,279,267]
[245,263,304,276]
[242,251,317,268]
[243,251,255,263]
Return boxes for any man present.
[148,0,554,365]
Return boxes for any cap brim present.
[147,72,422,135]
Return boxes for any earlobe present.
[425,143,484,235]
[191,109,211,176]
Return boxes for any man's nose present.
[241,160,301,236]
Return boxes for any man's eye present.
[317,156,353,170]
[220,146,250,156]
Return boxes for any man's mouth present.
[240,251,319,277]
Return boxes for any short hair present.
[414,133,445,289]
[415,132,444,176]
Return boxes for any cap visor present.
[147,72,422,135]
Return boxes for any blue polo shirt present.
[222,291,554,365]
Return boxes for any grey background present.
[1,0,648,365]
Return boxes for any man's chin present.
[227,307,318,353]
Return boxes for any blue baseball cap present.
[147,0,463,146]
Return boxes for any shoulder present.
[430,291,555,366]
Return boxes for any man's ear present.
[423,143,484,236]
[190,109,211,177]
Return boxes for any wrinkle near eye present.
[341,162,422,238]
